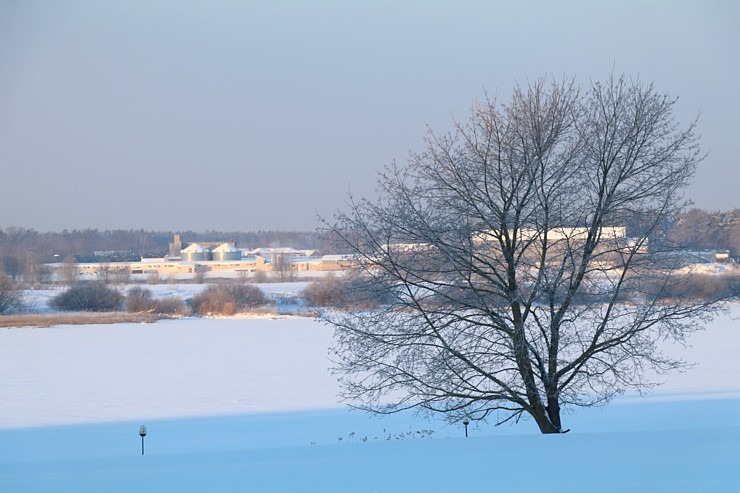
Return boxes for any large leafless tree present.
[323,75,724,434]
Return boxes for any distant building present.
[211,243,242,261]
[244,247,319,259]
[44,234,354,282]
[181,243,211,262]
[168,234,183,258]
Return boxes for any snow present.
[211,243,239,253]
[1,304,739,491]
[180,243,207,253]
[0,317,336,427]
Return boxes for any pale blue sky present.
[1,1,738,232]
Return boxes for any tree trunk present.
[546,397,563,432]
[533,404,562,434]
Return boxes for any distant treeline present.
[663,208,740,254]
[0,228,341,279]
[1,208,739,280]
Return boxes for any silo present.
[180,243,212,262]
[212,243,242,261]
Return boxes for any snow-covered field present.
[1,304,739,492]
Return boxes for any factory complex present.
[46,235,353,282]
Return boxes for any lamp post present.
[462,417,470,438]
[139,425,147,455]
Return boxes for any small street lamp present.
[462,417,470,438]
[139,425,147,455]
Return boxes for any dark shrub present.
[190,282,267,315]
[302,275,393,309]
[302,276,348,307]
[153,296,188,316]
[125,286,155,312]
[0,274,23,314]
[50,281,124,312]
[656,272,740,300]
[126,287,189,316]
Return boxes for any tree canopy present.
[323,74,724,434]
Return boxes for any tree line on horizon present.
[1,208,739,278]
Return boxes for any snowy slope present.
[0,403,737,493]
[1,306,739,428]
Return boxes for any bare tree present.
[98,263,112,284]
[22,251,43,286]
[252,269,267,284]
[323,75,723,434]
[110,266,131,285]
[0,274,23,313]
[59,256,79,286]
[272,254,295,282]
[194,266,208,284]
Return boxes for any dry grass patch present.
[0,312,165,328]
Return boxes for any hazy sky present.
[1,1,738,232]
